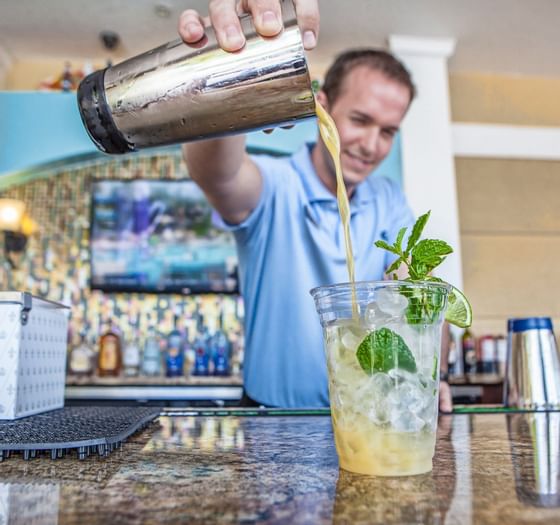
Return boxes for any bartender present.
[178,0,453,412]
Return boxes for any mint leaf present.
[374,239,399,255]
[412,239,453,264]
[395,226,407,252]
[405,211,430,255]
[356,328,417,375]
[386,256,404,276]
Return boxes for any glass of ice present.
[311,280,451,476]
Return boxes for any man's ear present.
[316,90,329,111]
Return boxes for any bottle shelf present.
[66,374,243,386]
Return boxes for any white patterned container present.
[0,292,70,420]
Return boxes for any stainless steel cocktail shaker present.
[504,317,560,409]
[77,0,315,154]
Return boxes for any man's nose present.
[361,128,381,156]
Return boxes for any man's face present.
[317,66,411,189]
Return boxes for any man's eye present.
[382,129,396,137]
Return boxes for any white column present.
[0,46,12,89]
[389,36,462,289]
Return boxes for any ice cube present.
[386,380,421,413]
[388,368,420,386]
[367,373,394,425]
[369,401,390,425]
[390,409,425,432]
[375,287,409,316]
[340,326,365,352]
[363,302,391,329]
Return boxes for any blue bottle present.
[166,312,184,377]
[193,315,210,376]
[213,313,230,376]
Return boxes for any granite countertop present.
[0,409,559,524]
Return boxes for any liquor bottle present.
[68,330,95,376]
[495,335,507,378]
[462,328,477,377]
[479,335,497,375]
[61,61,74,92]
[122,330,141,377]
[213,312,230,376]
[447,338,458,378]
[231,331,244,377]
[165,311,184,377]
[98,320,122,376]
[142,328,162,376]
[193,315,209,376]
[183,328,195,377]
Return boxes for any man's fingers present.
[244,0,282,37]
[209,0,246,51]
[180,0,320,53]
[178,9,205,44]
[293,0,319,49]
[439,381,453,414]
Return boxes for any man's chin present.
[342,170,372,187]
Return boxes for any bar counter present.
[0,408,559,524]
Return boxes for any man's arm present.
[182,137,262,225]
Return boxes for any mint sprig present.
[374,211,453,281]
[374,211,452,325]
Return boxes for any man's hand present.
[178,0,319,52]
[439,380,453,414]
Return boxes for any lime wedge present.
[445,286,472,328]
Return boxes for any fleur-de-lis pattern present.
[0,299,68,419]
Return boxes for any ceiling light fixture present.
[154,3,172,18]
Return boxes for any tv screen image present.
[90,179,238,294]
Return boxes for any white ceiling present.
[0,0,559,77]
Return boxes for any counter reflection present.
[508,411,560,507]
[0,483,59,525]
[332,415,457,524]
[146,416,245,452]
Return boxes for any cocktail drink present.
[311,280,450,476]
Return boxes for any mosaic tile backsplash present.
[0,152,244,373]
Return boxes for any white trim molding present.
[0,45,12,89]
[389,35,463,290]
[452,122,560,160]
[389,35,456,59]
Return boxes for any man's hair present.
[322,49,416,105]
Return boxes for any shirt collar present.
[291,143,376,208]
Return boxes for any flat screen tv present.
[89,179,238,294]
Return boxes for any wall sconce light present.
[0,199,38,269]
[0,199,26,231]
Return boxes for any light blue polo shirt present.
[216,144,414,408]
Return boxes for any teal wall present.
[0,92,402,185]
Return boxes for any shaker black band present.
[77,69,134,154]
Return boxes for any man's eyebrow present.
[349,110,372,120]
[349,111,400,132]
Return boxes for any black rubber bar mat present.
[0,406,161,461]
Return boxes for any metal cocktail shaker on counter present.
[504,317,560,410]
[77,0,315,154]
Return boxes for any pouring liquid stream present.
[315,100,358,318]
